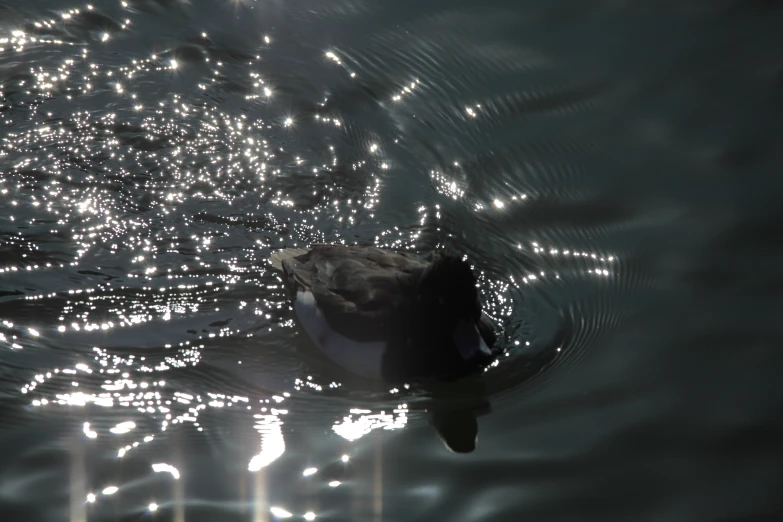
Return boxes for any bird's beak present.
[452,319,492,361]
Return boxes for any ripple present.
[0,0,669,519]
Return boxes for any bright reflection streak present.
[152,463,180,479]
[0,4,611,511]
[302,467,317,476]
[248,413,286,471]
[86,493,96,503]
[304,512,316,521]
[270,506,292,518]
[102,486,118,495]
[328,481,341,488]
[149,503,158,512]
[83,422,97,439]
[109,421,136,434]
[46,391,113,407]
[332,405,408,441]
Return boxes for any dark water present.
[1,0,782,520]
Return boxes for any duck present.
[269,244,499,382]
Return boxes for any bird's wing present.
[283,246,425,342]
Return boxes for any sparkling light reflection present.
[83,422,97,439]
[248,411,286,471]
[332,405,408,442]
[109,421,136,434]
[151,463,181,479]
[270,506,292,518]
[0,2,621,517]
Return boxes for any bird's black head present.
[417,255,492,368]
[418,255,480,325]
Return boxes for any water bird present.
[269,244,500,383]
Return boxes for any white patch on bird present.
[453,321,493,361]
[476,335,493,358]
[457,335,492,361]
[294,290,386,380]
[457,335,491,361]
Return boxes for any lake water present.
[1,1,782,521]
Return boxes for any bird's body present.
[270,244,498,382]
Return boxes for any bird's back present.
[272,245,426,342]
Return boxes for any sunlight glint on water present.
[0,0,647,520]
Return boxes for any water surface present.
[1,1,782,521]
